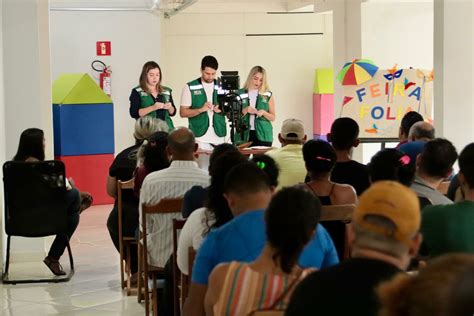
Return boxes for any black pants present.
[249,130,272,147]
[48,188,81,259]
[106,203,139,273]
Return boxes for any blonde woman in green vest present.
[180,56,227,151]
[129,61,176,130]
[237,66,276,147]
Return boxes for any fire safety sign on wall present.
[96,41,111,56]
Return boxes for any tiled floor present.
[0,205,145,315]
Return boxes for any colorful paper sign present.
[340,68,433,138]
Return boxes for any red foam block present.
[313,94,334,135]
[56,154,114,205]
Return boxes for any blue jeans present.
[48,188,81,259]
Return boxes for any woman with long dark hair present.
[177,150,247,275]
[13,128,92,276]
[129,61,176,130]
[204,187,319,315]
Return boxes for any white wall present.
[2,0,53,260]
[3,0,53,159]
[49,10,162,154]
[0,0,6,268]
[434,0,473,152]
[361,2,433,69]
[162,11,333,143]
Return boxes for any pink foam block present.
[313,94,334,135]
[56,154,115,205]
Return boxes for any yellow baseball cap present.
[354,181,421,246]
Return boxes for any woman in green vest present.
[238,66,276,146]
[129,61,176,130]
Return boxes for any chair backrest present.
[320,204,355,260]
[3,160,69,237]
[172,218,187,315]
[140,198,184,267]
[320,204,355,222]
[181,246,197,302]
[117,178,135,237]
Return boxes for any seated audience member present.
[140,127,209,268]
[184,163,338,316]
[411,138,458,205]
[395,111,424,148]
[266,118,307,190]
[251,154,279,189]
[328,117,370,195]
[286,181,423,316]
[133,131,170,197]
[142,127,209,316]
[181,143,240,218]
[303,139,357,260]
[177,151,247,275]
[106,117,165,277]
[368,149,415,187]
[421,143,474,257]
[398,141,427,168]
[378,253,474,316]
[13,128,92,276]
[398,121,435,167]
[205,187,320,315]
[408,121,435,142]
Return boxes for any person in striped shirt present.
[204,187,321,315]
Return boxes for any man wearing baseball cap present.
[266,118,307,190]
[286,181,423,316]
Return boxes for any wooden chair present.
[437,181,450,195]
[117,178,136,295]
[180,247,196,307]
[320,205,356,260]
[138,198,183,316]
[172,219,187,316]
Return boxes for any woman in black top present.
[13,128,92,276]
[106,116,166,276]
[129,61,176,130]
[302,140,357,260]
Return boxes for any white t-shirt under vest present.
[180,81,225,146]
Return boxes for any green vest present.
[135,86,174,130]
[234,88,273,143]
[187,79,226,138]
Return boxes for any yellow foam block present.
[313,68,334,94]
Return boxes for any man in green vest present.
[180,55,227,151]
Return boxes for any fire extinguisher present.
[92,60,112,97]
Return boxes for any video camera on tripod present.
[217,71,247,144]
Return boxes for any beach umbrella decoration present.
[337,59,379,86]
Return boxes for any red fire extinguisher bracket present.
[92,60,112,97]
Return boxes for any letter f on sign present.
[356,88,366,102]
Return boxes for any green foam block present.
[52,73,112,105]
[313,68,334,94]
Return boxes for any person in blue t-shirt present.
[183,162,339,316]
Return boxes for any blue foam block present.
[53,103,115,156]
